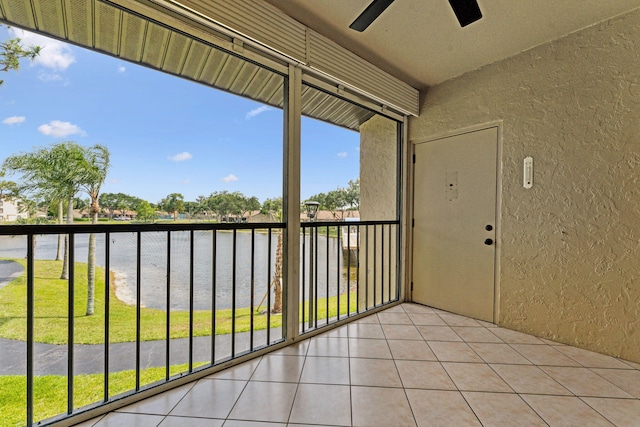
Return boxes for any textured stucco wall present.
[360,115,399,308]
[360,115,398,221]
[410,9,640,362]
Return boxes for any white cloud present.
[38,120,86,138]
[108,178,119,184]
[38,73,63,82]
[179,179,191,185]
[222,174,238,183]
[168,152,192,162]
[245,106,272,120]
[337,152,348,158]
[2,116,26,125]
[9,28,75,72]
[117,66,126,73]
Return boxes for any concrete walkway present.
[0,328,283,376]
[0,260,284,376]
[0,260,24,290]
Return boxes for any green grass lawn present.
[0,258,357,344]
[0,363,207,427]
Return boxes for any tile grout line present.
[428,307,549,426]
[283,337,311,426]
[395,305,421,427]
[220,355,263,424]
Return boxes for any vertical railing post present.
[356,225,360,314]
[231,229,237,357]
[301,227,306,333]
[250,229,255,351]
[365,225,369,310]
[104,231,110,401]
[381,224,385,303]
[314,226,319,328]
[135,232,141,391]
[211,230,216,363]
[166,231,171,380]
[308,227,314,328]
[266,228,271,344]
[67,233,75,415]
[336,225,341,320]
[388,224,393,303]
[373,225,378,307]
[325,225,330,325]
[189,230,194,372]
[26,234,35,427]
[347,226,351,316]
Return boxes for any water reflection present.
[0,231,348,310]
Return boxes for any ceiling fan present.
[349,0,483,32]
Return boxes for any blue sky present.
[0,27,360,204]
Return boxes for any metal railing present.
[300,220,401,334]
[0,222,285,427]
[0,218,400,426]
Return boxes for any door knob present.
[484,238,494,246]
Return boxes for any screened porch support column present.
[283,64,302,341]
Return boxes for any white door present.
[412,127,498,322]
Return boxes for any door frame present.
[409,121,504,323]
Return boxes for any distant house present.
[246,210,277,223]
[0,197,29,222]
[301,210,359,222]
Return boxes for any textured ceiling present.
[264,0,640,89]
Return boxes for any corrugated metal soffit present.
[174,0,307,63]
[163,0,419,117]
[307,30,419,117]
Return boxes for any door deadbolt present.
[485,225,493,231]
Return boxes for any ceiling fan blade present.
[349,0,395,32]
[448,0,483,27]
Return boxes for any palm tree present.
[3,142,110,315]
[3,143,80,278]
[74,144,110,315]
[159,193,184,221]
[0,27,41,88]
[261,197,284,313]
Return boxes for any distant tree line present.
[305,178,359,220]
[94,178,360,224]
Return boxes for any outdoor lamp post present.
[304,201,320,327]
[304,201,320,222]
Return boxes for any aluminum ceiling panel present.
[179,39,211,80]
[256,73,285,106]
[176,0,307,62]
[95,1,121,54]
[63,0,93,46]
[214,55,244,89]
[229,62,259,94]
[141,21,170,68]
[120,13,146,61]
[33,0,65,36]
[308,30,418,116]
[162,31,191,75]
[2,0,35,27]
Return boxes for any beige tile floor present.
[75,303,640,427]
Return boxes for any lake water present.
[0,231,348,310]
